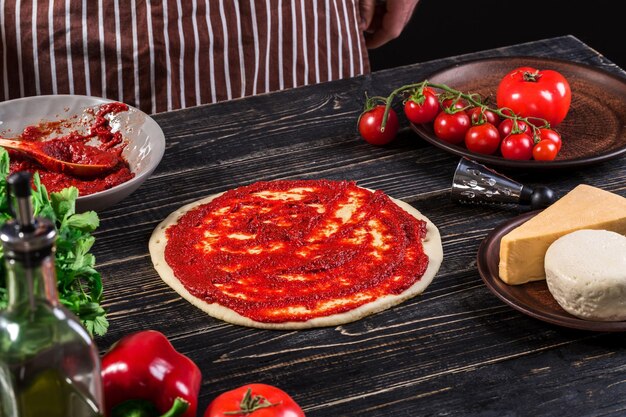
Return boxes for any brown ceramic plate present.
[411,56,626,169]
[476,210,626,332]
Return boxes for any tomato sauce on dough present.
[6,102,134,195]
[164,179,430,323]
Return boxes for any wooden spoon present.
[0,138,119,177]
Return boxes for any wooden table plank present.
[93,35,626,416]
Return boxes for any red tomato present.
[501,133,534,160]
[433,111,471,144]
[498,118,529,138]
[464,123,501,155]
[496,66,571,126]
[441,97,469,111]
[533,139,559,161]
[404,88,439,124]
[357,105,399,145]
[467,107,501,126]
[535,128,562,152]
[204,384,305,417]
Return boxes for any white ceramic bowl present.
[0,95,165,212]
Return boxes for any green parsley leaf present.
[0,147,108,336]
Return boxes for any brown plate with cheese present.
[477,211,626,332]
[410,56,626,169]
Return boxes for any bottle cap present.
[0,172,56,263]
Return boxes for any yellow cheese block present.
[499,184,626,285]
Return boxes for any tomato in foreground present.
[501,133,534,160]
[465,123,501,155]
[404,87,439,124]
[358,105,399,145]
[496,66,571,126]
[433,111,470,144]
[204,384,305,417]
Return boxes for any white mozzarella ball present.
[545,229,626,321]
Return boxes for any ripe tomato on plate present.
[501,132,534,160]
[404,87,439,124]
[465,122,501,155]
[498,118,529,138]
[467,107,500,127]
[433,110,471,144]
[204,383,305,417]
[535,128,562,152]
[496,66,571,126]
[533,139,560,161]
[441,97,469,111]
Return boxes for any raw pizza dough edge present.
[148,187,443,330]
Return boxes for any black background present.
[368,0,625,71]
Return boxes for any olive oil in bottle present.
[0,172,104,417]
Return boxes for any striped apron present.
[0,0,370,114]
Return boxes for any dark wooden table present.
[95,35,626,416]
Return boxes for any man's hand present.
[359,0,419,49]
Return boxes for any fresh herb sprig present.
[0,147,108,336]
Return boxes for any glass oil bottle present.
[0,172,103,417]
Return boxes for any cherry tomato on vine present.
[404,87,439,124]
[467,107,501,127]
[498,118,529,138]
[441,98,469,111]
[433,110,471,144]
[501,133,534,160]
[358,105,399,145]
[464,123,501,155]
[496,66,571,126]
[533,139,559,161]
[535,128,562,152]
[204,384,305,417]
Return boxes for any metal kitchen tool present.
[451,157,557,210]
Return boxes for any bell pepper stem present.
[111,397,189,417]
[160,398,190,417]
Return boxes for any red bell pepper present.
[101,330,202,417]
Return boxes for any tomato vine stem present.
[378,80,550,139]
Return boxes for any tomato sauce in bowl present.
[5,102,135,196]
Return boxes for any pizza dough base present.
[149,189,444,329]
